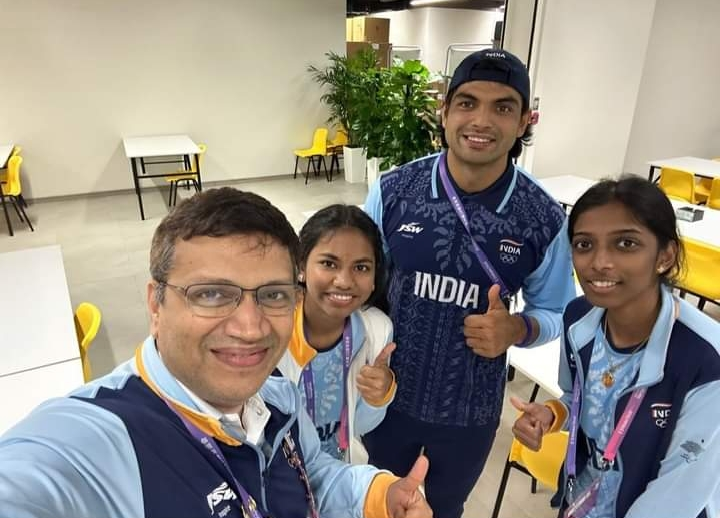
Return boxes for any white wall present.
[503,0,536,66]
[622,0,720,176]
[528,0,657,179]
[0,0,344,198]
[379,8,502,75]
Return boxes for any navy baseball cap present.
[448,49,530,107]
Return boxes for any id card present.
[563,477,600,518]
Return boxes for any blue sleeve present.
[625,380,720,518]
[0,398,145,518]
[364,178,389,257]
[521,219,576,346]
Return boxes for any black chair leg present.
[11,198,24,222]
[293,156,300,179]
[507,365,516,381]
[15,197,34,232]
[305,157,312,185]
[168,182,175,207]
[531,477,538,494]
[529,383,540,403]
[491,458,514,518]
[698,299,706,311]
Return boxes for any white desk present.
[0,359,84,435]
[0,246,80,377]
[507,284,584,400]
[0,144,12,168]
[122,135,202,220]
[507,339,562,399]
[647,156,720,182]
[537,175,597,209]
[671,200,720,247]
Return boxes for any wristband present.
[515,314,533,347]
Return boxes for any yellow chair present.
[326,128,349,180]
[706,177,720,210]
[659,167,695,203]
[74,302,102,382]
[293,128,329,184]
[695,159,720,203]
[0,145,21,183]
[1,155,33,233]
[165,143,206,207]
[491,431,569,518]
[676,238,720,311]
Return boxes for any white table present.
[0,144,12,168]
[537,175,597,209]
[0,246,80,377]
[0,359,84,435]
[122,135,201,220]
[0,143,15,237]
[507,339,562,399]
[647,156,720,182]
[670,200,720,247]
[507,283,584,400]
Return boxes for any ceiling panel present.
[348,0,505,16]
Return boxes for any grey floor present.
[3,175,717,518]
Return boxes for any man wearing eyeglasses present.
[0,188,431,518]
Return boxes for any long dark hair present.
[299,204,388,312]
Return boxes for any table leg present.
[194,154,202,191]
[648,165,659,183]
[0,188,14,236]
[131,158,146,220]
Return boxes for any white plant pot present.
[367,157,395,189]
[343,146,367,184]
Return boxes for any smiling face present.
[571,202,676,313]
[442,80,529,190]
[301,227,376,326]
[147,233,296,414]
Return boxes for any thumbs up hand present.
[357,342,396,406]
[386,455,433,518]
[464,284,528,358]
[510,396,555,451]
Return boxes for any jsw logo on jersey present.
[206,481,237,516]
[397,222,424,234]
[413,271,481,309]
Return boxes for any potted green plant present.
[352,64,394,186]
[367,59,438,185]
[308,49,377,183]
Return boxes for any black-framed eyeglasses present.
[157,281,300,317]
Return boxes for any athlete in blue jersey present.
[512,177,720,518]
[363,49,576,518]
[0,188,432,518]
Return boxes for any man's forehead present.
[172,234,294,272]
[455,80,523,101]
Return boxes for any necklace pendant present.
[602,370,615,388]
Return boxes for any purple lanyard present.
[566,375,647,479]
[438,153,511,299]
[301,319,353,450]
[164,402,264,518]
